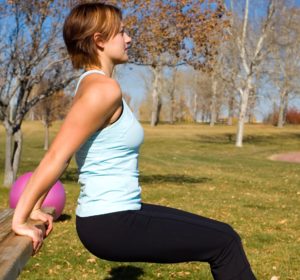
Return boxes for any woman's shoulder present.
[76,73,122,104]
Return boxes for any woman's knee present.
[221,222,242,242]
[227,224,241,241]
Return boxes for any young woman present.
[12,3,256,279]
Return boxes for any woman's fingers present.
[13,218,51,255]
[30,209,54,237]
[45,221,53,236]
[31,227,44,255]
[32,240,43,255]
[44,214,54,237]
[40,213,53,237]
[14,224,44,255]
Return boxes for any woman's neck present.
[85,63,114,78]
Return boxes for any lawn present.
[0,122,299,280]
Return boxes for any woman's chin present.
[114,56,129,65]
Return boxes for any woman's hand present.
[30,208,54,237]
[12,209,53,255]
[12,222,45,255]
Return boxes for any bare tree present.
[119,0,229,126]
[203,20,232,127]
[224,0,276,147]
[73,0,229,126]
[127,66,154,122]
[168,67,198,123]
[31,84,72,150]
[267,4,300,127]
[165,67,178,124]
[217,38,239,125]
[185,69,213,123]
[0,1,78,187]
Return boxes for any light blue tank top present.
[74,70,144,217]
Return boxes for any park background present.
[0,0,299,279]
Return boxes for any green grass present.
[0,122,299,279]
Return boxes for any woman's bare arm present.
[12,76,122,253]
[31,157,71,213]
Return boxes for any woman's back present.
[75,70,144,217]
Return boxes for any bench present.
[0,207,55,280]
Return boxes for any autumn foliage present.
[264,107,300,125]
[73,0,230,70]
[286,108,300,124]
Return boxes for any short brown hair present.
[63,2,122,70]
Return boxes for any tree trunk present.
[169,68,177,124]
[3,124,23,187]
[210,80,217,127]
[4,128,13,187]
[283,94,288,122]
[236,86,250,147]
[247,88,256,123]
[28,109,36,121]
[277,91,288,128]
[227,95,234,126]
[169,95,175,124]
[12,129,22,180]
[248,110,255,123]
[193,92,198,122]
[151,67,161,126]
[44,122,49,150]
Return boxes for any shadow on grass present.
[196,132,300,145]
[55,213,72,222]
[195,133,235,145]
[61,169,209,186]
[60,167,78,183]
[140,174,210,185]
[104,265,144,280]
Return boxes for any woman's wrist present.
[12,219,28,229]
[12,209,29,227]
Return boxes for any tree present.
[183,68,214,123]
[72,1,229,125]
[0,1,78,187]
[203,21,231,127]
[119,0,229,126]
[225,0,276,147]
[267,4,300,128]
[216,20,240,126]
[31,83,72,150]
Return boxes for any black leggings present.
[76,203,256,280]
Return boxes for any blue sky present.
[116,0,300,122]
[1,0,299,122]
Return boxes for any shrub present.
[286,107,300,124]
[264,107,300,125]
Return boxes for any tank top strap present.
[74,69,106,95]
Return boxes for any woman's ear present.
[93,32,105,49]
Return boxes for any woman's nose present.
[125,32,131,43]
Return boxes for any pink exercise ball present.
[9,172,66,220]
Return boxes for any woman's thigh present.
[76,203,241,263]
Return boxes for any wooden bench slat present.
[0,208,55,280]
[0,209,14,244]
[0,232,33,280]
[0,209,14,223]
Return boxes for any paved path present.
[269,152,300,163]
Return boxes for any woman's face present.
[100,23,132,65]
